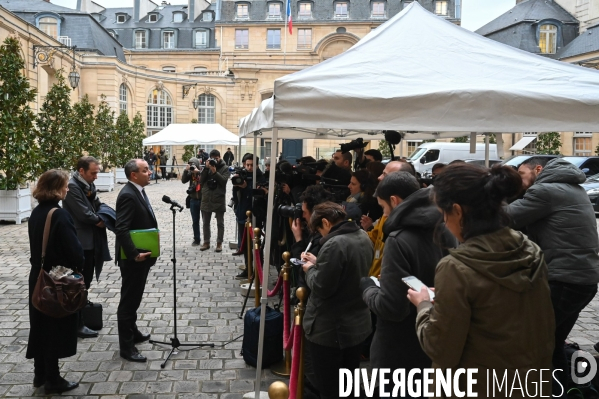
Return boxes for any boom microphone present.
[162,195,184,212]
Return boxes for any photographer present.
[182,157,202,246]
[232,153,263,279]
[199,150,230,252]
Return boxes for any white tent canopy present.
[142,123,244,146]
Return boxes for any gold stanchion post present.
[268,381,289,399]
[271,252,292,377]
[245,211,253,283]
[254,227,262,307]
[296,287,307,399]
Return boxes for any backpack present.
[241,305,283,368]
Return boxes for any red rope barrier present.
[283,274,290,344]
[284,319,295,351]
[249,226,283,297]
[289,324,303,399]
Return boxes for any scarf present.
[73,171,98,201]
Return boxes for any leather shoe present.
[77,325,98,339]
[235,270,249,280]
[200,243,210,251]
[133,332,151,343]
[120,350,147,362]
[232,250,243,256]
[33,376,45,388]
[44,379,79,394]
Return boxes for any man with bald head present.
[377,161,414,182]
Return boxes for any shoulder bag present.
[32,208,88,318]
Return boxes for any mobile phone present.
[402,276,435,300]
[290,258,306,266]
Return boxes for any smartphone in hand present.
[402,276,435,300]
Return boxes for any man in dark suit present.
[63,156,106,339]
[115,159,157,362]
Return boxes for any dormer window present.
[202,12,213,22]
[38,16,59,38]
[334,2,348,19]
[268,3,282,19]
[117,14,126,23]
[298,2,312,19]
[236,4,249,20]
[539,24,557,54]
[371,1,385,18]
[148,13,158,22]
[435,0,448,16]
[173,12,183,22]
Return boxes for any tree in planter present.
[70,94,96,169]
[378,140,392,159]
[0,37,40,190]
[94,95,117,172]
[182,146,195,163]
[130,112,146,159]
[114,111,132,168]
[36,70,74,171]
[536,132,562,155]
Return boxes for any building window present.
[135,31,147,48]
[336,27,346,33]
[147,89,173,128]
[334,2,348,18]
[298,2,312,19]
[173,12,183,22]
[162,66,176,72]
[163,31,175,49]
[197,94,215,124]
[236,4,249,19]
[372,1,385,17]
[268,3,282,19]
[267,29,281,49]
[195,30,208,48]
[149,13,158,22]
[407,141,422,157]
[574,132,593,156]
[202,12,213,21]
[39,17,58,38]
[119,84,128,114]
[235,29,249,49]
[539,24,557,54]
[435,1,448,15]
[193,66,208,74]
[116,14,126,23]
[297,28,312,49]
[403,0,413,9]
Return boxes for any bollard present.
[254,227,262,307]
[268,381,289,399]
[272,251,292,377]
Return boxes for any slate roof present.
[559,23,599,59]
[476,0,577,36]
[0,0,81,13]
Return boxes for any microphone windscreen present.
[162,195,171,204]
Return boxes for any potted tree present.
[93,95,116,191]
[0,37,40,224]
[114,111,146,183]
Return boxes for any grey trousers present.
[201,210,225,244]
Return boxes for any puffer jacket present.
[507,158,599,285]
[199,159,231,213]
[415,227,555,398]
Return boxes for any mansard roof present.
[559,23,599,59]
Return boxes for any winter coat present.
[303,221,373,348]
[415,227,555,398]
[361,188,455,371]
[233,168,264,222]
[507,158,599,285]
[182,157,202,200]
[27,201,85,360]
[199,159,231,213]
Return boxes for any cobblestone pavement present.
[0,180,286,398]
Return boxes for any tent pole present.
[253,127,279,399]
[253,134,258,227]
[485,133,490,168]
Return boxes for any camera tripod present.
[150,204,214,368]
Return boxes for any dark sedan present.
[581,173,599,215]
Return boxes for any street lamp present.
[33,44,79,89]
[68,67,80,89]
[192,96,200,110]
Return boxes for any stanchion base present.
[229,241,238,250]
[270,359,291,377]
[240,282,255,296]
[243,391,269,399]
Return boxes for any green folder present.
[120,228,160,259]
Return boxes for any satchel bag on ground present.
[32,208,88,318]
[82,300,103,330]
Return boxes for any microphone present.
[162,195,183,212]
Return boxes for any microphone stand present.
[150,203,214,368]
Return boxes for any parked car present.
[407,143,498,175]
[562,156,599,178]
[580,173,599,215]
[501,155,560,169]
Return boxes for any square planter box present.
[0,187,32,224]
[96,172,114,192]
[115,168,128,184]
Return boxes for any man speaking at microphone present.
[115,159,157,362]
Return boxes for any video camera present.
[278,203,302,220]
[231,167,249,186]
[340,137,368,154]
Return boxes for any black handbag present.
[81,301,103,330]
[241,305,283,368]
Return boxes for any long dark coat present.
[26,201,85,359]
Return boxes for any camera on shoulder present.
[278,203,302,220]
[231,167,248,186]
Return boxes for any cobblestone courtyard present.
[1,179,599,398]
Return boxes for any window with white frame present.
[135,31,147,49]
[119,84,128,114]
[334,2,348,18]
[298,2,312,19]
[236,4,249,19]
[197,94,215,124]
[148,13,158,22]
[195,30,208,48]
[162,66,176,72]
[407,141,421,157]
[268,3,282,19]
[267,29,281,49]
[297,28,312,49]
[235,29,249,49]
[173,12,183,22]
[193,66,208,74]
[147,89,173,128]
[539,24,557,54]
[202,12,213,21]
[163,31,175,49]
[39,17,58,38]
[372,1,385,17]
[116,14,127,23]
[574,132,593,156]
[435,1,448,15]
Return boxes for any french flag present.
[286,0,293,34]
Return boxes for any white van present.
[407,143,498,174]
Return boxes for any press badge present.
[375,249,381,259]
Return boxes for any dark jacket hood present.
[383,188,441,239]
[449,227,546,293]
[535,158,586,185]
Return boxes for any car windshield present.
[562,157,585,167]
[586,173,599,182]
[408,147,427,160]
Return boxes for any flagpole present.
[284,0,288,65]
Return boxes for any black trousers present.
[305,339,362,399]
[34,354,60,384]
[82,249,95,290]
[117,264,151,351]
[550,281,598,398]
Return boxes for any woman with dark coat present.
[27,169,84,394]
